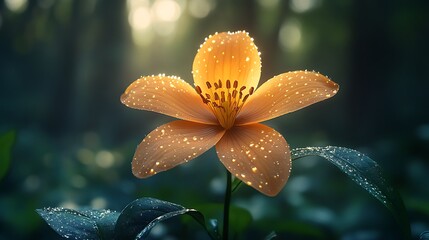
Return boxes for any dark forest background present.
[0,0,428,239]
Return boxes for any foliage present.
[38,147,412,239]
[0,130,15,180]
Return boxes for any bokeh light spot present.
[129,6,152,30]
[95,150,115,168]
[60,201,79,210]
[77,148,94,165]
[71,175,87,188]
[24,175,41,192]
[153,0,182,22]
[279,19,302,51]
[290,0,320,13]
[188,0,214,18]
[5,0,28,13]
[91,197,107,209]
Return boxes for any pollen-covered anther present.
[195,79,255,129]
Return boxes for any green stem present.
[223,170,232,240]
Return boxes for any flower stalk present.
[223,170,232,240]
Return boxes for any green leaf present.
[291,146,411,239]
[114,197,211,240]
[231,177,243,193]
[264,231,277,240]
[36,208,119,240]
[0,130,16,180]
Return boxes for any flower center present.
[195,79,254,129]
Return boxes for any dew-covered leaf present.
[36,208,119,240]
[264,231,277,240]
[291,146,411,239]
[420,231,429,240]
[0,130,16,180]
[114,197,210,240]
[207,218,221,240]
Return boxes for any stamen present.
[233,80,238,89]
[249,87,254,95]
[226,80,231,89]
[242,94,249,103]
[206,81,212,89]
[195,79,254,129]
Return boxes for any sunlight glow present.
[129,6,152,30]
[188,0,215,18]
[279,19,302,51]
[127,0,184,46]
[153,0,182,22]
[5,0,28,13]
[290,0,320,13]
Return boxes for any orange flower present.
[121,31,339,196]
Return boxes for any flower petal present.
[216,123,291,196]
[193,31,261,93]
[132,120,225,178]
[236,71,339,124]
[121,74,217,124]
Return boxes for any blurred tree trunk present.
[46,0,82,136]
[348,0,394,141]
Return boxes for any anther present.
[239,86,246,92]
[226,80,231,89]
[214,82,219,89]
[214,92,220,100]
[205,93,211,99]
[195,86,202,94]
[242,94,249,103]
[233,80,238,89]
[249,87,255,95]
[232,90,237,98]
[218,79,222,88]
[206,81,212,89]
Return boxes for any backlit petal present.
[132,120,225,178]
[236,71,339,124]
[193,31,261,94]
[216,123,291,196]
[121,74,217,124]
